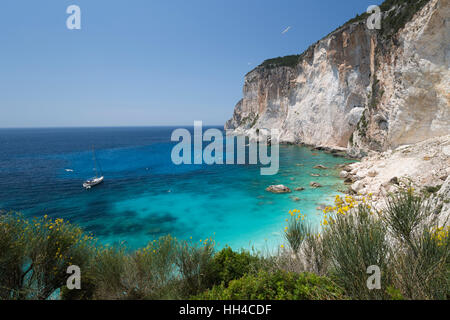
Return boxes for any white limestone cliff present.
[225,0,449,154]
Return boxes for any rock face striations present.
[225,0,449,156]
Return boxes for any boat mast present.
[92,146,99,178]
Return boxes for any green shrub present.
[195,271,344,300]
[284,211,309,253]
[0,213,30,299]
[322,204,391,299]
[176,238,216,298]
[424,185,442,195]
[391,225,449,300]
[0,212,95,300]
[383,188,430,254]
[302,232,330,276]
[379,0,431,39]
[210,246,262,286]
[259,55,300,70]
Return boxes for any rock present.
[313,165,328,170]
[266,185,292,194]
[351,180,365,193]
[440,175,448,181]
[443,146,450,157]
[343,165,353,172]
[339,170,349,178]
[355,170,367,180]
[310,173,321,177]
[344,177,354,185]
[430,176,450,225]
[310,182,323,188]
[389,177,399,185]
[368,169,378,177]
[295,187,305,191]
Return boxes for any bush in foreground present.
[280,190,449,300]
[1,187,448,300]
[194,271,344,300]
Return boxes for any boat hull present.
[83,176,104,189]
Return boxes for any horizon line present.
[0,124,225,130]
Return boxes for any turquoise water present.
[0,127,354,251]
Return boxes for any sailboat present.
[83,147,104,189]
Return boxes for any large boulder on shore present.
[266,185,292,194]
[351,180,366,193]
[339,170,349,178]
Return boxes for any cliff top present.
[247,0,432,76]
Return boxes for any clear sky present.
[0,0,382,128]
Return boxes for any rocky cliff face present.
[225,0,449,156]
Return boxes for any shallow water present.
[0,127,354,251]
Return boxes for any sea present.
[0,127,354,252]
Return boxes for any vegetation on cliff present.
[251,0,432,73]
[258,55,301,70]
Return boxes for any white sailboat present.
[83,147,104,189]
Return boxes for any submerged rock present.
[295,187,305,191]
[266,185,292,194]
[310,182,323,188]
[314,165,328,170]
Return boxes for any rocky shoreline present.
[225,0,449,224]
[338,135,450,223]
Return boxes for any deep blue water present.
[0,127,354,251]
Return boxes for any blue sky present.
[0,0,381,128]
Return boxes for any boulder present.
[266,185,292,194]
[351,180,365,193]
[342,165,353,172]
[295,187,305,191]
[339,170,349,178]
[310,182,323,188]
[314,165,328,170]
[389,177,399,185]
[368,169,378,177]
[344,177,354,184]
